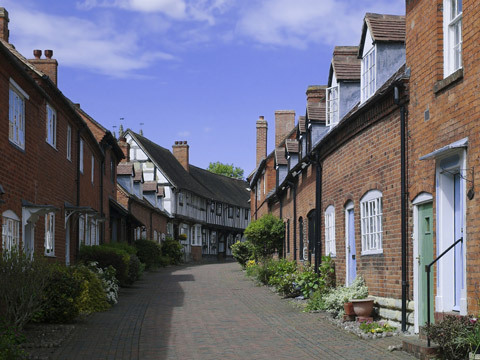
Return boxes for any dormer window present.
[444,0,462,76]
[361,47,376,102]
[326,85,339,126]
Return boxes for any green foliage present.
[79,245,130,286]
[304,289,326,312]
[127,254,144,283]
[295,264,320,299]
[0,325,26,360]
[86,262,119,305]
[245,260,258,278]
[104,242,137,255]
[319,255,336,290]
[424,315,477,360]
[230,241,254,268]
[72,265,111,314]
[161,238,183,265]
[35,264,82,324]
[0,251,51,329]
[359,321,396,334]
[318,276,368,317]
[134,239,162,270]
[206,161,244,179]
[244,214,285,259]
[267,259,298,296]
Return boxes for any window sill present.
[46,142,58,151]
[434,68,463,94]
[44,253,56,258]
[9,140,25,152]
[361,250,383,256]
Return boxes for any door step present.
[402,336,439,360]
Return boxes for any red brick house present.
[406,0,479,332]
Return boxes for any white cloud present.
[7,3,175,77]
[178,131,191,137]
[236,0,405,48]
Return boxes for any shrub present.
[231,241,254,269]
[79,245,130,286]
[304,289,326,312]
[35,264,82,324]
[268,259,298,296]
[245,260,258,278]
[72,265,110,314]
[104,242,137,255]
[161,239,183,265]
[87,262,119,305]
[134,239,162,270]
[127,254,144,283]
[0,325,26,360]
[318,255,336,290]
[0,251,51,329]
[320,276,368,317]
[244,214,285,259]
[424,315,476,360]
[295,264,320,299]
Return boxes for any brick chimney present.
[29,49,58,86]
[256,116,267,166]
[173,141,189,171]
[0,8,9,42]
[118,136,130,163]
[275,110,295,148]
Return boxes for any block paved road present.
[49,261,415,360]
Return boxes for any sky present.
[4,0,405,177]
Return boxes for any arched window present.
[360,190,383,254]
[2,210,20,252]
[325,205,336,256]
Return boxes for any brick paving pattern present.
[49,262,415,359]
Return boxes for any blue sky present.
[4,0,404,176]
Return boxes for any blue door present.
[347,208,356,285]
[453,173,463,311]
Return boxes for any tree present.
[243,214,285,259]
[207,161,244,179]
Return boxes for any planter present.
[344,302,355,316]
[351,298,375,317]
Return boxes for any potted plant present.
[344,301,355,317]
[351,297,375,317]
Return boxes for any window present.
[191,225,202,246]
[79,139,84,173]
[444,0,462,76]
[256,179,261,201]
[325,206,336,256]
[360,190,383,254]
[245,208,249,220]
[67,125,72,160]
[210,201,215,213]
[9,81,27,149]
[79,215,85,246]
[236,207,240,218]
[44,212,55,256]
[178,193,184,206]
[228,206,233,218]
[326,86,339,127]
[110,159,115,183]
[2,210,20,252]
[91,155,95,184]
[361,47,376,102]
[216,203,222,216]
[46,104,56,148]
[263,175,266,194]
[286,219,290,253]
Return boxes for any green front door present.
[418,202,434,326]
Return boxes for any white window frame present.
[361,46,376,102]
[79,215,85,246]
[256,179,261,201]
[191,224,202,246]
[9,79,28,150]
[46,104,57,148]
[79,139,84,174]
[44,212,55,256]
[67,125,72,161]
[2,210,20,252]
[91,155,95,184]
[326,85,339,127]
[325,205,336,256]
[443,0,462,77]
[360,190,383,255]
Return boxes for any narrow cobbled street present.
[49,262,415,360]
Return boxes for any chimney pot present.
[0,8,9,43]
[33,49,42,59]
[44,49,53,59]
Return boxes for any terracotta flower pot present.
[344,301,355,316]
[351,298,375,317]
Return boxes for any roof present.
[133,163,143,182]
[298,116,307,134]
[143,181,158,192]
[275,148,288,166]
[117,163,134,176]
[329,46,361,84]
[285,139,299,154]
[359,13,406,56]
[189,166,250,208]
[157,186,165,197]
[128,130,249,208]
[307,101,326,123]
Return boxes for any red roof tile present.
[364,13,406,44]
[331,46,361,81]
[143,181,158,192]
[285,139,299,153]
[275,148,288,166]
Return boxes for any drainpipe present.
[315,156,322,274]
[100,158,104,244]
[279,196,284,257]
[287,180,297,261]
[75,127,83,259]
[395,85,408,332]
